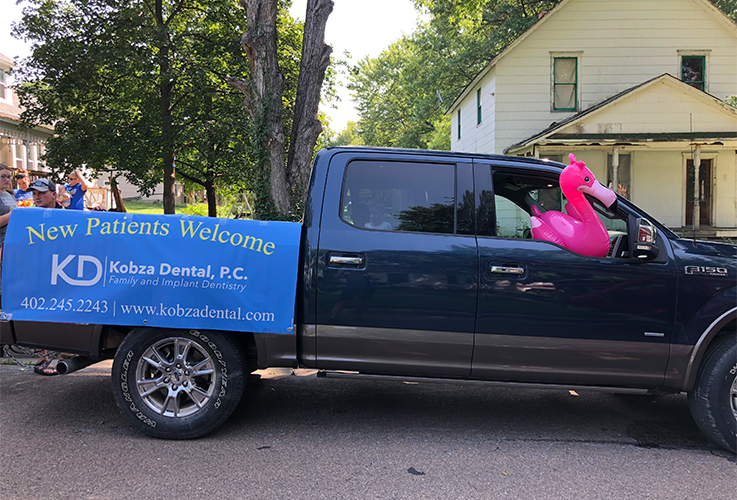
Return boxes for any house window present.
[681,56,705,91]
[476,88,482,125]
[0,69,6,100]
[542,154,562,163]
[553,57,577,111]
[457,109,461,140]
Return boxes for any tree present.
[328,120,364,147]
[227,0,333,220]
[347,1,572,151]
[348,1,561,150]
[711,0,737,20]
[14,0,261,214]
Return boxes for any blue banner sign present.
[1,208,301,334]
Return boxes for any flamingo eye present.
[584,176,590,183]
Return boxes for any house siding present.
[453,68,496,153]
[554,79,737,134]
[632,150,687,227]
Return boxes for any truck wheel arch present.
[683,307,737,392]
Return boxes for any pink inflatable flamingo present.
[530,153,618,257]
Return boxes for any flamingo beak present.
[579,182,618,208]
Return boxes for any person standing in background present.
[13,168,33,206]
[28,179,63,209]
[64,170,88,210]
[0,163,17,297]
[26,177,68,375]
[0,164,16,247]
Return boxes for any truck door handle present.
[490,265,525,275]
[329,255,364,266]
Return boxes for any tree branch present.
[226,76,254,118]
[165,0,189,26]
[172,162,206,187]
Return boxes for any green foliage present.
[348,0,561,149]
[178,203,211,217]
[12,0,303,216]
[328,121,364,147]
[711,0,737,20]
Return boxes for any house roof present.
[0,52,15,67]
[504,73,737,153]
[447,0,737,114]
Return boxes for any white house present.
[449,0,737,237]
[0,52,54,174]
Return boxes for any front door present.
[315,153,477,378]
[686,159,712,226]
[471,163,677,387]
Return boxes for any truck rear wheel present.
[111,328,245,439]
[688,334,737,453]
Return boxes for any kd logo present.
[51,254,103,286]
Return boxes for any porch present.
[668,225,737,242]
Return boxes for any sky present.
[0,0,423,131]
[289,0,422,130]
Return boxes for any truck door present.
[315,153,477,377]
[471,162,677,387]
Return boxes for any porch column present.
[611,147,619,195]
[533,145,539,159]
[23,139,29,171]
[693,145,701,230]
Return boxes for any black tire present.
[688,334,737,453]
[111,328,246,439]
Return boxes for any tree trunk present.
[205,180,217,217]
[235,0,333,220]
[240,0,288,215]
[287,0,333,202]
[109,174,127,212]
[156,0,176,214]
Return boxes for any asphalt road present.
[1,361,735,500]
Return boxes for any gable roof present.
[504,73,737,153]
[0,53,14,67]
[447,0,737,115]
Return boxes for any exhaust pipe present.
[56,356,96,375]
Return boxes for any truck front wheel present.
[111,328,245,439]
[688,333,737,453]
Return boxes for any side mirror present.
[633,218,659,260]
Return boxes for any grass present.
[122,200,208,216]
[123,200,167,215]
[123,199,251,219]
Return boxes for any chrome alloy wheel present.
[135,337,216,418]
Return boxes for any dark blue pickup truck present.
[2,147,735,452]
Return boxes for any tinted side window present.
[341,161,456,234]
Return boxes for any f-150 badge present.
[684,266,729,277]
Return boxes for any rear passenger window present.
[341,160,456,234]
